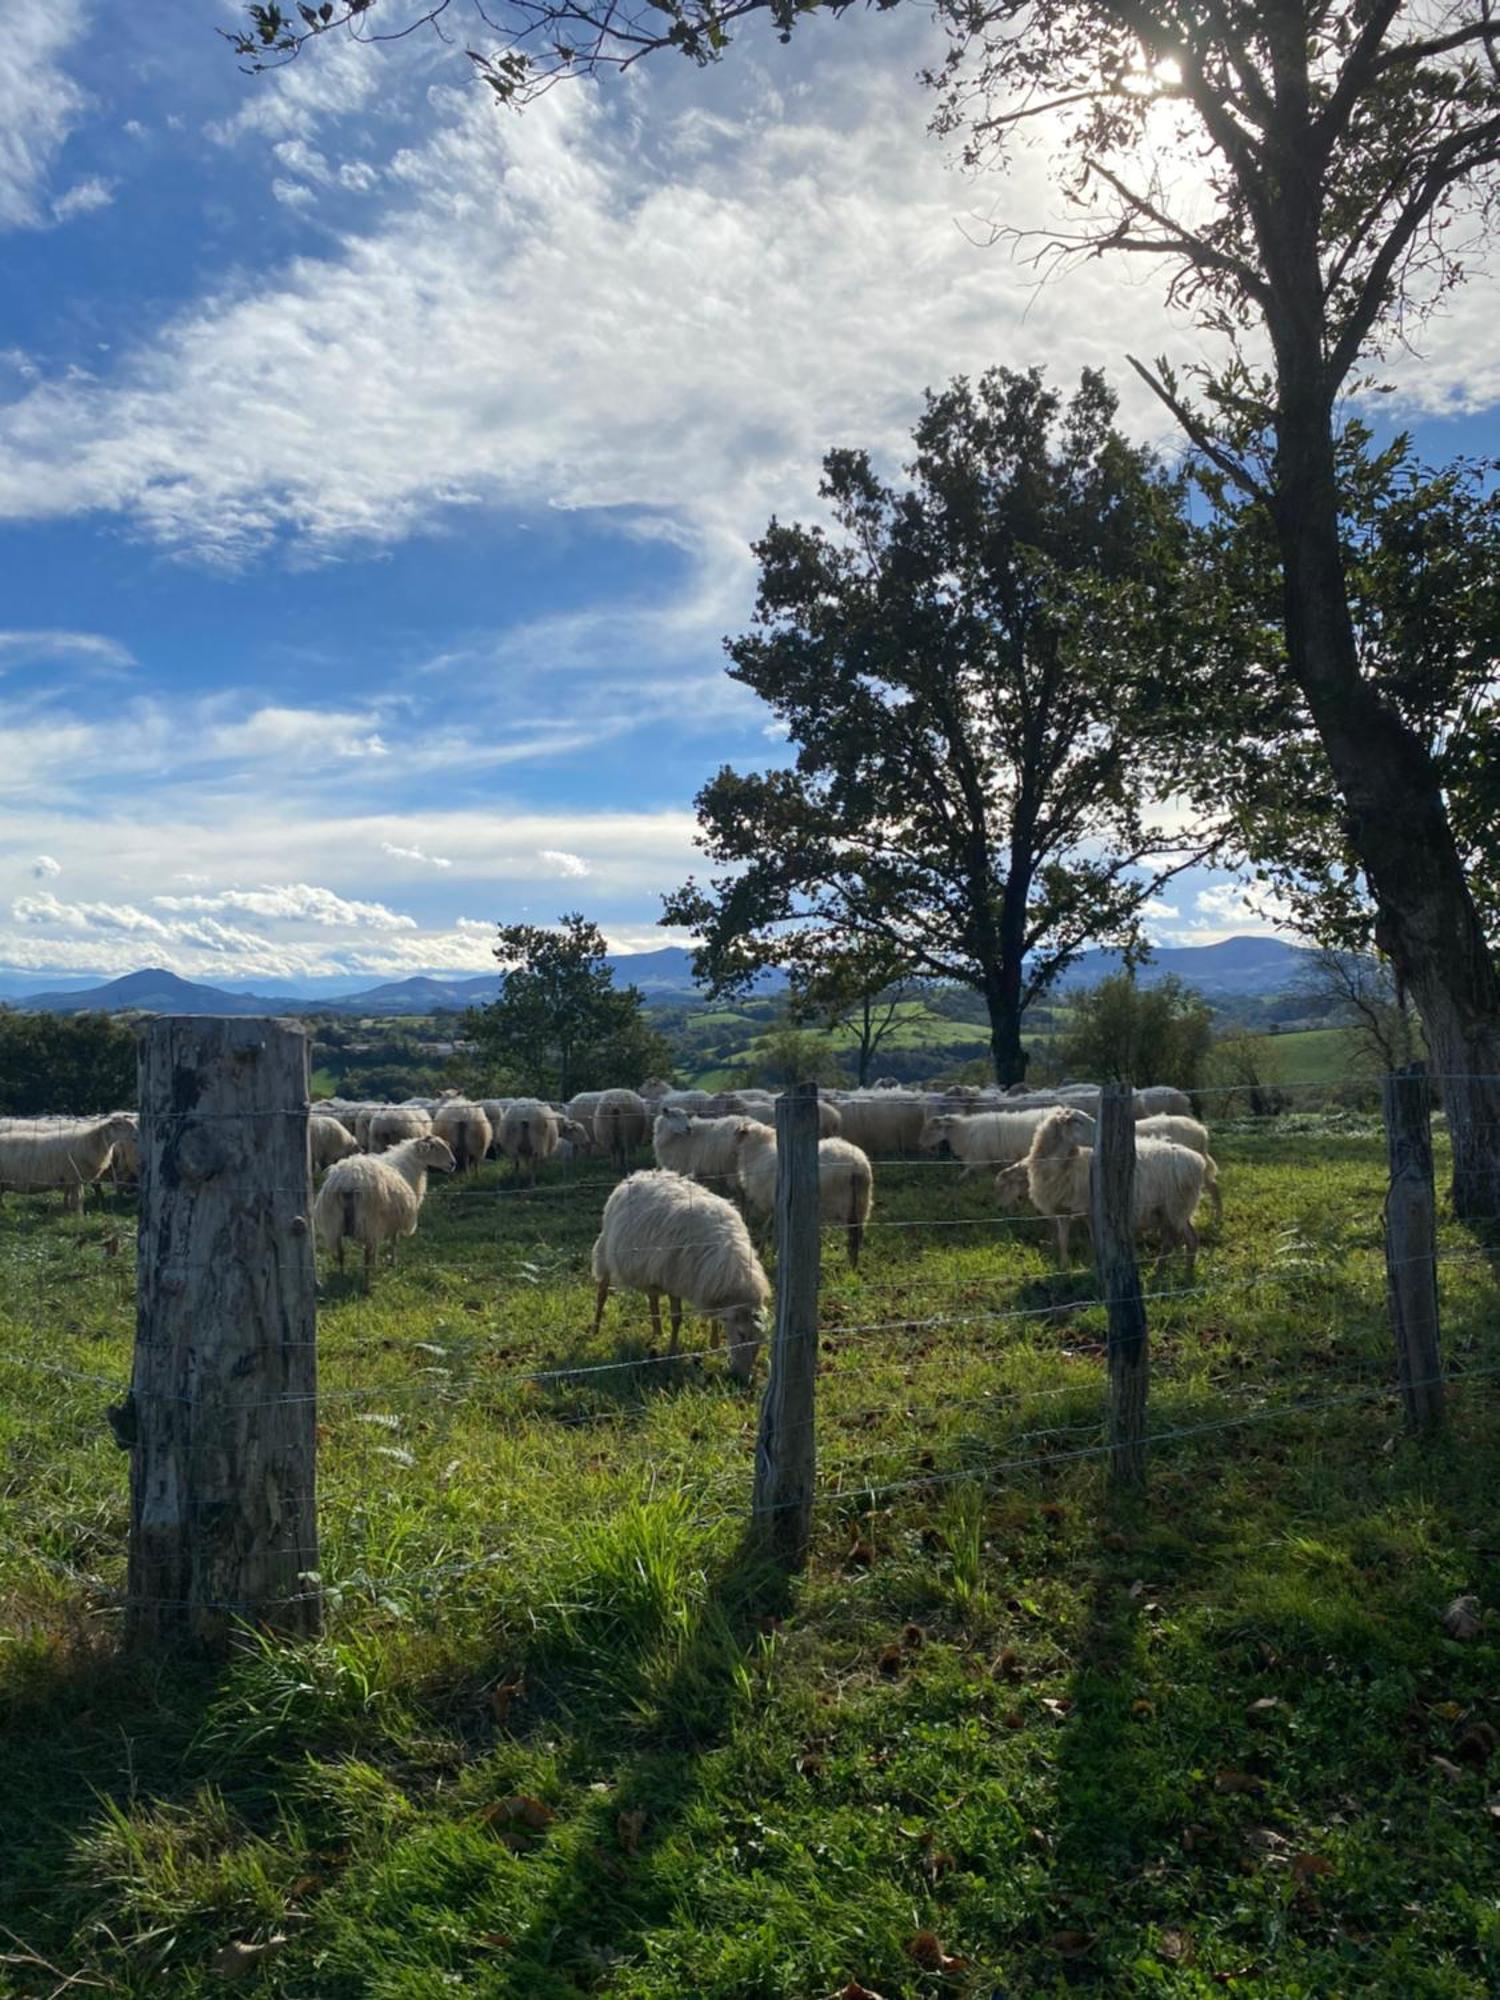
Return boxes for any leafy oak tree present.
[240,0,1500,1211]
[663,367,1220,1086]
[466,912,673,1099]
[787,938,926,1086]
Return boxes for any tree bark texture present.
[126,1016,321,1654]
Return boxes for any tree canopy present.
[0,1010,138,1117]
[466,913,673,1099]
[663,366,1219,1084]
[1054,972,1214,1094]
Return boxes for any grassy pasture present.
[1,1124,1498,1997]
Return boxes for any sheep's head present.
[993,1162,1031,1211]
[1032,1106,1088,1158]
[917,1115,955,1155]
[721,1302,765,1383]
[415,1137,457,1173]
[733,1120,772,1151]
[655,1106,690,1134]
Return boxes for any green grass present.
[1263,1026,1365,1086]
[1,1126,1498,1996]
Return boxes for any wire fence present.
[0,1054,1496,1634]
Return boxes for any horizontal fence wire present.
[3,1071,1496,1632]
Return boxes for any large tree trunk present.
[1273,378,1500,1219]
[983,964,1028,1087]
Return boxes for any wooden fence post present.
[1381,1062,1444,1433]
[124,1017,321,1653]
[752,1081,822,1565]
[1093,1083,1149,1487]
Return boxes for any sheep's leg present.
[668,1295,682,1355]
[1182,1218,1199,1283]
[648,1288,663,1350]
[848,1219,863,1270]
[1208,1175,1222,1227]
[362,1241,375,1295]
[335,1238,345,1274]
[592,1277,610,1339]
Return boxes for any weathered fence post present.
[1381,1062,1444,1433]
[1093,1082,1148,1487]
[124,1016,321,1653]
[752,1080,822,1565]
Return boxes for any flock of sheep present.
[0,1077,1218,1377]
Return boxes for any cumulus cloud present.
[538,849,591,878]
[30,854,60,878]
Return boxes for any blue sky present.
[1,0,1497,991]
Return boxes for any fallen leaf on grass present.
[489,1675,525,1726]
[480,1795,555,1846]
[1290,1853,1334,1885]
[1442,1594,1482,1641]
[476,1933,514,1950]
[1001,1709,1025,1730]
[901,1622,925,1650]
[1431,1755,1466,1784]
[906,1931,967,1974]
[795,1750,826,1779]
[847,1538,875,1569]
[835,1983,888,2000]
[1246,1697,1288,1722]
[211,1935,289,1979]
[617,1808,647,1855]
[1130,1699,1155,1720]
[992,1646,1023,1680]
[1212,1966,1260,1986]
[876,1644,906,1677]
[1046,1929,1095,1958]
[1214,1770,1264,1795]
[1433,1699,1466,1721]
[1158,1930,1193,1964]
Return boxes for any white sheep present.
[564,1092,605,1151]
[310,1113,361,1174]
[593,1087,651,1172]
[998,1110,1220,1225]
[918,1107,1051,1179]
[652,1107,765,1192]
[732,1122,875,1269]
[368,1105,432,1154]
[0,1114,141,1212]
[479,1099,514,1156]
[1134,1085,1194,1120]
[109,1114,141,1187]
[590,1168,770,1380]
[432,1100,493,1175]
[499,1099,559,1185]
[313,1134,456,1292]
[829,1090,928,1157]
[1011,1106,1210,1273]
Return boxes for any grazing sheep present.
[1134,1085,1194,1120]
[1013,1109,1220,1225]
[918,1108,1051,1179]
[432,1100,493,1175]
[108,1114,140,1188]
[1016,1106,1210,1272]
[313,1134,456,1292]
[565,1092,605,1149]
[0,1113,140,1212]
[593,1088,651,1172]
[830,1091,928,1158]
[554,1116,596,1162]
[368,1105,432,1154]
[499,1098,559,1185]
[653,1107,766,1190]
[310,1113,361,1174]
[732,1122,875,1270]
[589,1168,770,1380]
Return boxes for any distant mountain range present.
[0,935,1312,1018]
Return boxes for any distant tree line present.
[0,1011,138,1116]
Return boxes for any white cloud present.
[30,854,60,878]
[151,882,416,931]
[538,848,591,878]
[0,628,134,670]
[0,0,88,231]
[1151,881,1297,947]
[0,41,1207,569]
[50,174,115,224]
[271,178,318,211]
[381,841,453,868]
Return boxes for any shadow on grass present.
[0,1625,232,1967]
[492,1528,794,1992]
